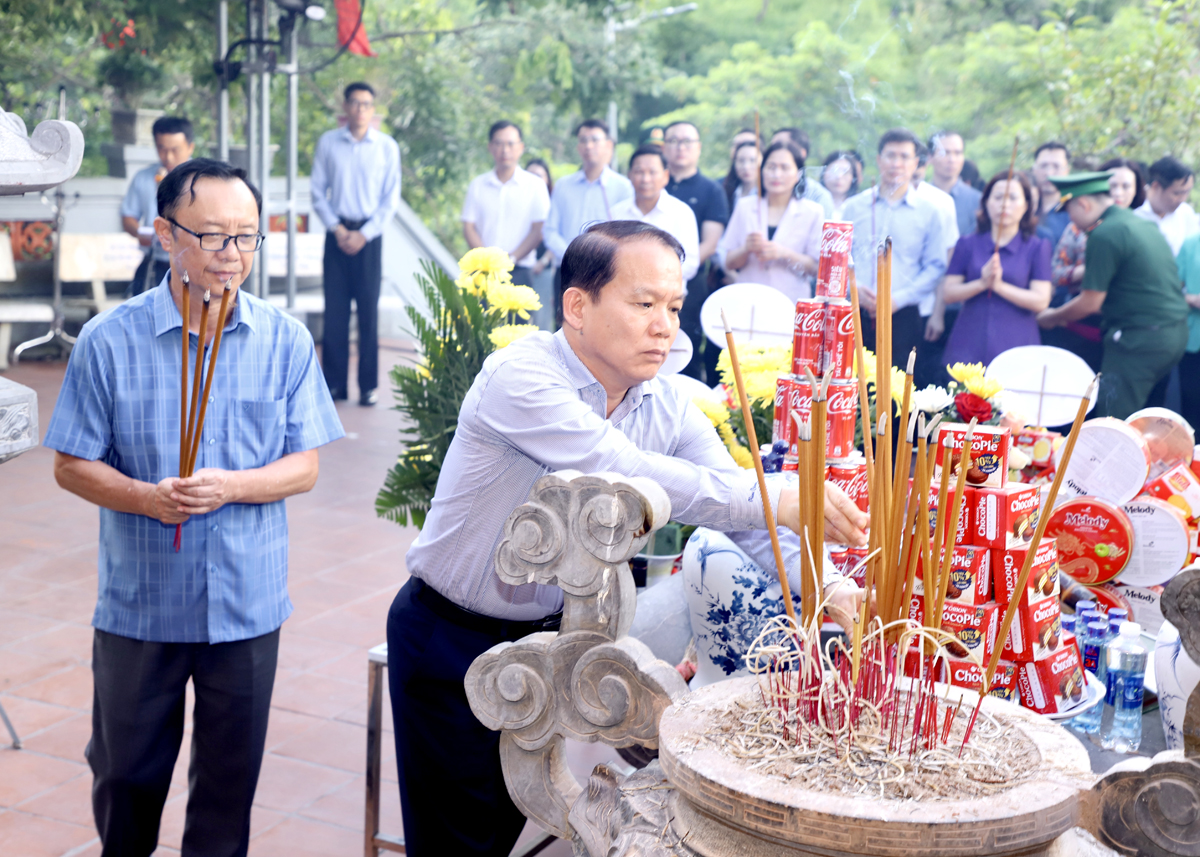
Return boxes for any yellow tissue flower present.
[728,442,754,469]
[964,375,1004,400]
[946,362,986,384]
[485,282,542,320]
[488,323,539,350]
[716,344,790,403]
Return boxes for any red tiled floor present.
[0,696,78,738]
[244,815,362,857]
[0,750,87,807]
[15,772,94,827]
[18,713,91,763]
[9,665,93,711]
[271,718,374,773]
[0,810,97,857]
[251,756,355,814]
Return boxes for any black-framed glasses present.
[167,218,264,252]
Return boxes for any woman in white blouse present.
[718,140,823,303]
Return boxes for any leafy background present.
[3,0,1199,258]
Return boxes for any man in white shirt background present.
[311,81,401,406]
[461,121,551,324]
[1135,156,1200,256]
[610,145,700,283]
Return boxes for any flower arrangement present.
[909,363,1006,427]
[377,249,543,528]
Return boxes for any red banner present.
[335,0,377,58]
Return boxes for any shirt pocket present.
[228,399,287,470]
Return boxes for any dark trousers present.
[859,305,925,373]
[127,255,171,298]
[1180,351,1200,431]
[386,579,534,856]
[322,232,382,398]
[914,306,958,389]
[1096,321,1188,419]
[88,628,280,857]
[681,266,717,383]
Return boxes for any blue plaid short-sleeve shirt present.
[44,278,345,643]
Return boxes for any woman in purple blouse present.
[943,171,1053,365]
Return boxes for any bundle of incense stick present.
[792,366,831,627]
[174,276,234,552]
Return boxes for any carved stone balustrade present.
[0,110,84,197]
[0,376,38,464]
[464,471,690,855]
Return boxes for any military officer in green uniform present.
[1037,171,1188,418]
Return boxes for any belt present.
[339,218,368,231]
[412,578,562,639]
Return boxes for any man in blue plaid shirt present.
[45,159,343,857]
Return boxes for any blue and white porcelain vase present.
[1155,619,1200,750]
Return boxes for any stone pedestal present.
[0,375,38,464]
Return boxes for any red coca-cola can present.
[816,221,853,299]
[828,545,850,575]
[827,459,869,513]
[781,377,813,464]
[844,547,870,583]
[820,299,855,380]
[825,380,859,461]
[772,375,797,447]
[791,298,824,377]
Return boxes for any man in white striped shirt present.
[386,221,868,856]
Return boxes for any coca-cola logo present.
[836,312,854,336]
[833,469,867,495]
[794,308,823,333]
[821,230,851,255]
[1063,511,1109,529]
[828,387,857,413]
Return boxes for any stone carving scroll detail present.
[0,110,84,196]
[1088,568,1200,856]
[465,471,688,855]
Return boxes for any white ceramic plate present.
[1042,670,1105,722]
[986,345,1097,427]
[699,283,796,349]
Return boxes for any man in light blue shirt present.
[842,128,947,370]
[46,159,344,856]
[310,81,401,405]
[387,221,868,856]
[542,119,634,263]
[119,115,194,295]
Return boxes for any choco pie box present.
[993,538,1060,606]
[945,655,1018,704]
[1000,589,1064,663]
[908,596,1001,663]
[935,423,1011,489]
[910,478,975,545]
[1016,643,1086,715]
[914,543,992,606]
[973,482,1041,549]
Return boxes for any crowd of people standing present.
[459,115,1200,423]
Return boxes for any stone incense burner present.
[466,472,1200,857]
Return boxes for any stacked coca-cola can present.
[773,221,861,483]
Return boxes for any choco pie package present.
[908,596,1001,663]
[993,538,1060,606]
[1000,589,1064,662]
[973,482,1041,549]
[935,423,1011,489]
[945,656,1018,703]
[914,544,991,606]
[1016,643,1086,715]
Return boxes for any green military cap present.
[1048,171,1111,209]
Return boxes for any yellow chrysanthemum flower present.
[458,247,514,277]
[485,282,542,320]
[728,442,754,469]
[964,375,1004,400]
[692,396,731,427]
[946,362,986,384]
[488,323,540,350]
[716,344,791,403]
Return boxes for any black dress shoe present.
[359,389,378,406]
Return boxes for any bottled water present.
[1074,600,1097,616]
[1098,622,1148,752]
[1071,620,1110,733]
[1061,613,1077,636]
[1107,607,1128,627]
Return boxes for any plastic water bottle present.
[1061,613,1077,636]
[1098,622,1148,752]
[1071,620,1111,733]
[1074,600,1097,616]
[1107,608,1129,627]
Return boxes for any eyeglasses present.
[168,219,264,252]
[664,138,699,147]
[578,135,608,147]
[346,99,374,111]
